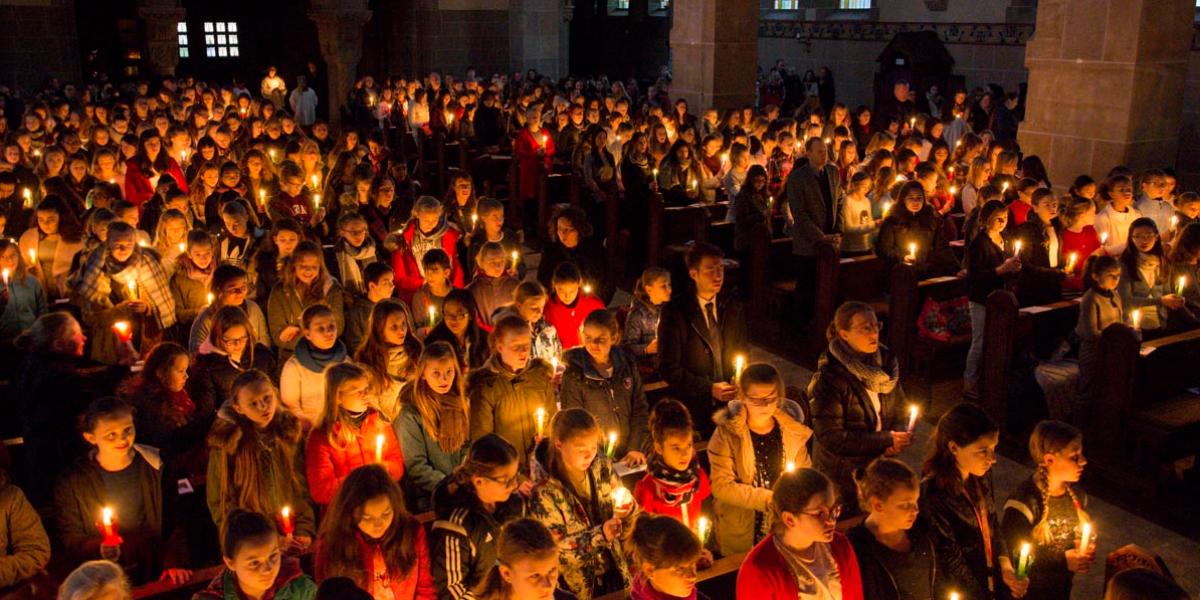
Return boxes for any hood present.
[713,397,807,430]
[563,346,634,381]
[83,444,163,472]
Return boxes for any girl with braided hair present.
[1001,420,1097,600]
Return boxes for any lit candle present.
[1066,252,1078,273]
[908,242,917,261]
[697,516,711,544]
[138,240,149,248]
[313,193,321,210]
[721,152,729,165]
[111,321,132,342]
[268,149,276,163]
[99,506,120,545]
[375,433,385,463]
[1171,215,1179,231]
[127,278,137,300]
[511,250,520,271]
[470,212,479,230]
[279,506,294,536]
[178,242,187,254]
[541,134,548,146]
[823,137,831,146]
[652,167,659,178]
[611,486,632,510]
[583,283,592,296]
[32,149,41,158]
[446,112,454,125]
[1178,276,1188,295]
[894,175,904,184]
[180,149,188,164]
[551,356,559,372]
[882,201,892,215]
[28,248,37,266]
[768,196,774,208]
[948,166,955,177]
[311,174,319,189]
[21,188,32,209]
[605,431,618,458]
[734,354,746,382]
[1017,542,1032,578]
[955,139,963,148]
[1,268,8,286]
[1079,522,1093,553]
[206,292,215,306]
[907,404,919,433]
[1002,181,1010,193]
[1100,231,1109,246]
[909,117,916,129]
[785,461,796,473]
[950,593,961,600]
[1013,240,1023,257]
[428,305,437,325]
[690,178,698,192]
[949,185,957,195]
[258,189,266,209]
[535,407,546,437]
[1131,309,1142,330]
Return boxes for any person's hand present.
[160,568,193,585]
[517,479,535,498]
[602,517,623,542]
[1162,294,1186,310]
[279,325,302,343]
[823,234,842,247]
[116,340,140,366]
[645,338,659,354]
[1065,548,1095,574]
[25,263,40,276]
[696,549,714,570]
[1002,565,1030,599]
[621,451,647,468]
[537,146,546,156]
[998,256,1022,275]
[890,431,914,453]
[712,382,737,402]
[902,254,916,265]
[289,535,313,553]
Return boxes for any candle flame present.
[281,506,291,519]
[697,516,710,543]
[101,506,113,526]
[785,461,796,473]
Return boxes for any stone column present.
[510,0,565,78]
[668,0,758,111]
[308,1,372,128]
[1017,0,1193,191]
[137,0,185,77]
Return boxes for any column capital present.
[137,2,187,77]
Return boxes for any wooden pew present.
[807,244,889,358]
[887,266,967,386]
[977,290,1081,441]
[1090,324,1200,492]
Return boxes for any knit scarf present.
[828,337,899,394]
[294,338,348,373]
[167,389,197,420]
[647,456,702,508]
[337,237,378,293]
[435,391,469,453]
[630,574,696,600]
[182,255,215,283]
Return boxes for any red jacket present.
[633,467,711,527]
[314,524,437,600]
[1008,198,1033,226]
[124,157,188,210]
[544,292,605,350]
[736,532,864,600]
[305,411,405,505]
[391,221,465,303]
[514,128,555,199]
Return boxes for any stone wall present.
[1177,33,1200,187]
[0,0,80,89]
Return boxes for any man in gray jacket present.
[785,137,842,327]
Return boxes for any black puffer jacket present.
[429,476,527,600]
[186,345,278,411]
[806,346,907,507]
[921,476,1010,600]
[558,346,650,457]
[847,518,938,600]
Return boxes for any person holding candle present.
[392,341,469,511]
[560,309,650,467]
[195,508,318,600]
[267,162,323,231]
[537,205,612,305]
[1058,196,1102,293]
[1167,223,1200,327]
[808,301,911,516]
[250,218,303,306]
[735,467,864,600]
[313,465,436,600]
[410,249,454,339]
[513,106,555,207]
[123,129,188,210]
[306,362,405,506]
[463,198,525,282]
[1134,169,1174,236]
[708,362,812,556]
[543,262,605,351]
[426,289,491,371]
[1076,256,1126,408]
[961,156,993,218]
[921,402,1028,600]
[494,281,563,367]
[470,518,575,600]
[529,408,635,600]
[1001,421,1096,600]
[623,267,670,369]
[467,242,521,330]
[391,196,466,303]
[267,240,345,363]
[429,433,527,600]
[1168,192,1200,245]
[441,173,479,237]
[354,298,422,420]
[18,195,84,301]
[55,397,191,585]
[839,172,880,257]
[1094,175,1142,257]
[875,181,958,277]
[963,200,1022,396]
[847,458,936,600]
[1117,218,1181,337]
[0,462,49,595]
[625,513,710,600]
[633,399,712,539]
[280,304,350,428]
[469,314,555,473]
[1012,188,1068,307]
[150,208,190,277]
[168,229,217,340]
[0,238,47,346]
[207,370,316,550]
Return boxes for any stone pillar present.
[510,0,565,78]
[668,0,758,111]
[308,1,372,128]
[1017,0,1193,191]
[138,0,186,78]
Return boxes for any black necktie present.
[705,301,724,381]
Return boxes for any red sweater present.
[314,524,437,600]
[514,128,555,200]
[1008,199,1033,226]
[736,532,864,600]
[391,221,465,303]
[633,468,711,527]
[124,157,188,210]
[544,292,605,349]
[305,411,406,505]
[1060,225,1101,292]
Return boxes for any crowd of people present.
[0,57,1195,600]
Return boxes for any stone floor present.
[758,345,1200,599]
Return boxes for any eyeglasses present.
[221,334,249,346]
[743,393,778,408]
[801,505,843,523]
[479,473,520,489]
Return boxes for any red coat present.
[736,532,864,600]
[633,467,711,527]
[391,221,465,303]
[514,128,554,200]
[314,524,437,600]
[124,157,188,210]
[544,292,605,350]
[1008,198,1033,226]
[305,411,406,505]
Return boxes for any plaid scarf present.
[647,456,702,508]
[75,248,177,329]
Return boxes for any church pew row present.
[977,290,1081,442]
[1090,324,1200,493]
[886,266,968,399]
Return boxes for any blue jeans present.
[963,301,988,387]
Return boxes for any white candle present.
[21,188,32,209]
[697,516,711,544]
[535,407,546,437]
[1002,181,1010,193]
[1131,309,1142,330]
[28,249,37,265]
[311,174,319,189]
[734,354,746,382]
[1079,522,1092,554]
[611,486,631,509]
[1066,252,1078,273]
[178,242,187,254]
[428,305,437,325]
[1171,215,1179,231]
[551,356,559,372]
[258,189,266,208]
[1100,231,1109,246]
[375,433,385,463]
[950,594,961,600]
[471,212,479,229]
[1,268,8,286]
[511,250,520,271]
[582,283,592,296]
[908,242,917,261]
[882,201,892,215]
[268,149,276,162]
[206,292,215,306]
[313,193,321,210]
[907,405,919,432]
[1014,240,1023,257]
[949,185,957,195]
[1178,276,1188,295]
[127,279,137,299]
[605,431,618,457]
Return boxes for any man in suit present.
[786,137,842,329]
[656,242,748,437]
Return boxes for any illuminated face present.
[83,413,135,458]
[581,323,615,367]
[293,254,321,286]
[952,432,999,479]
[303,314,338,351]
[783,486,839,544]
[555,218,579,248]
[36,210,60,235]
[644,276,672,305]
[233,381,277,429]
[340,220,369,248]
[553,281,579,305]
[472,461,520,505]
[645,560,698,599]
[517,296,546,324]
[555,429,601,473]
[188,244,214,270]
[224,536,283,599]
[357,495,394,541]
[868,486,920,532]
[1130,226,1158,254]
[383,312,409,347]
[1045,439,1087,485]
[478,250,507,278]
[107,231,137,263]
[337,376,370,413]
[219,324,250,356]
[443,300,470,336]
[654,431,694,472]
[273,231,300,257]
[838,311,880,354]
[495,327,532,372]
[160,354,189,393]
[688,256,724,297]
